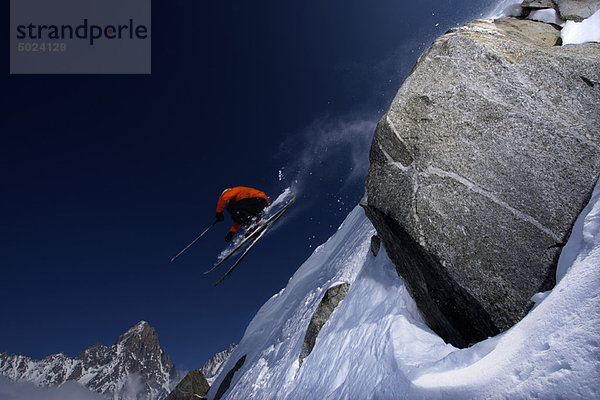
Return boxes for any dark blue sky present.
[3,0,497,371]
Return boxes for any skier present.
[215,186,270,242]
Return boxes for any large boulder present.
[362,17,600,347]
[214,355,246,400]
[165,369,210,400]
[553,0,600,21]
[521,0,555,9]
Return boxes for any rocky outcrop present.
[214,355,246,400]
[517,0,600,22]
[554,0,600,21]
[165,369,210,400]
[0,321,181,400]
[362,17,600,347]
[299,283,350,367]
[370,235,382,257]
[521,0,554,9]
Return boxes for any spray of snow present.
[276,116,376,198]
[268,188,294,209]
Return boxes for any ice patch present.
[528,8,565,26]
[562,9,600,44]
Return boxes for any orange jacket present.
[216,187,269,213]
[216,187,270,234]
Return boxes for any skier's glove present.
[216,212,224,222]
[225,231,235,242]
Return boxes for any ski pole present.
[170,221,217,262]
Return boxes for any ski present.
[214,198,294,285]
[205,197,296,274]
[214,222,271,286]
[204,221,270,274]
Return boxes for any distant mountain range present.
[0,321,182,400]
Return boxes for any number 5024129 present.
[17,42,67,52]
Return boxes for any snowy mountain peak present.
[0,321,182,400]
[116,320,153,344]
[129,320,149,332]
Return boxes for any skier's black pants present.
[227,198,268,226]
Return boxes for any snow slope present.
[207,178,600,399]
[208,206,377,399]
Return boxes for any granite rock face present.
[362,18,600,347]
[521,0,555,9]
[165,369,210,400]
[214,355,246,400]
[299,283,350,367]
[553,0,600,21]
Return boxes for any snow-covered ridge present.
[0,321,181,400]
[206,176,600,399]
[201,344,236,385]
